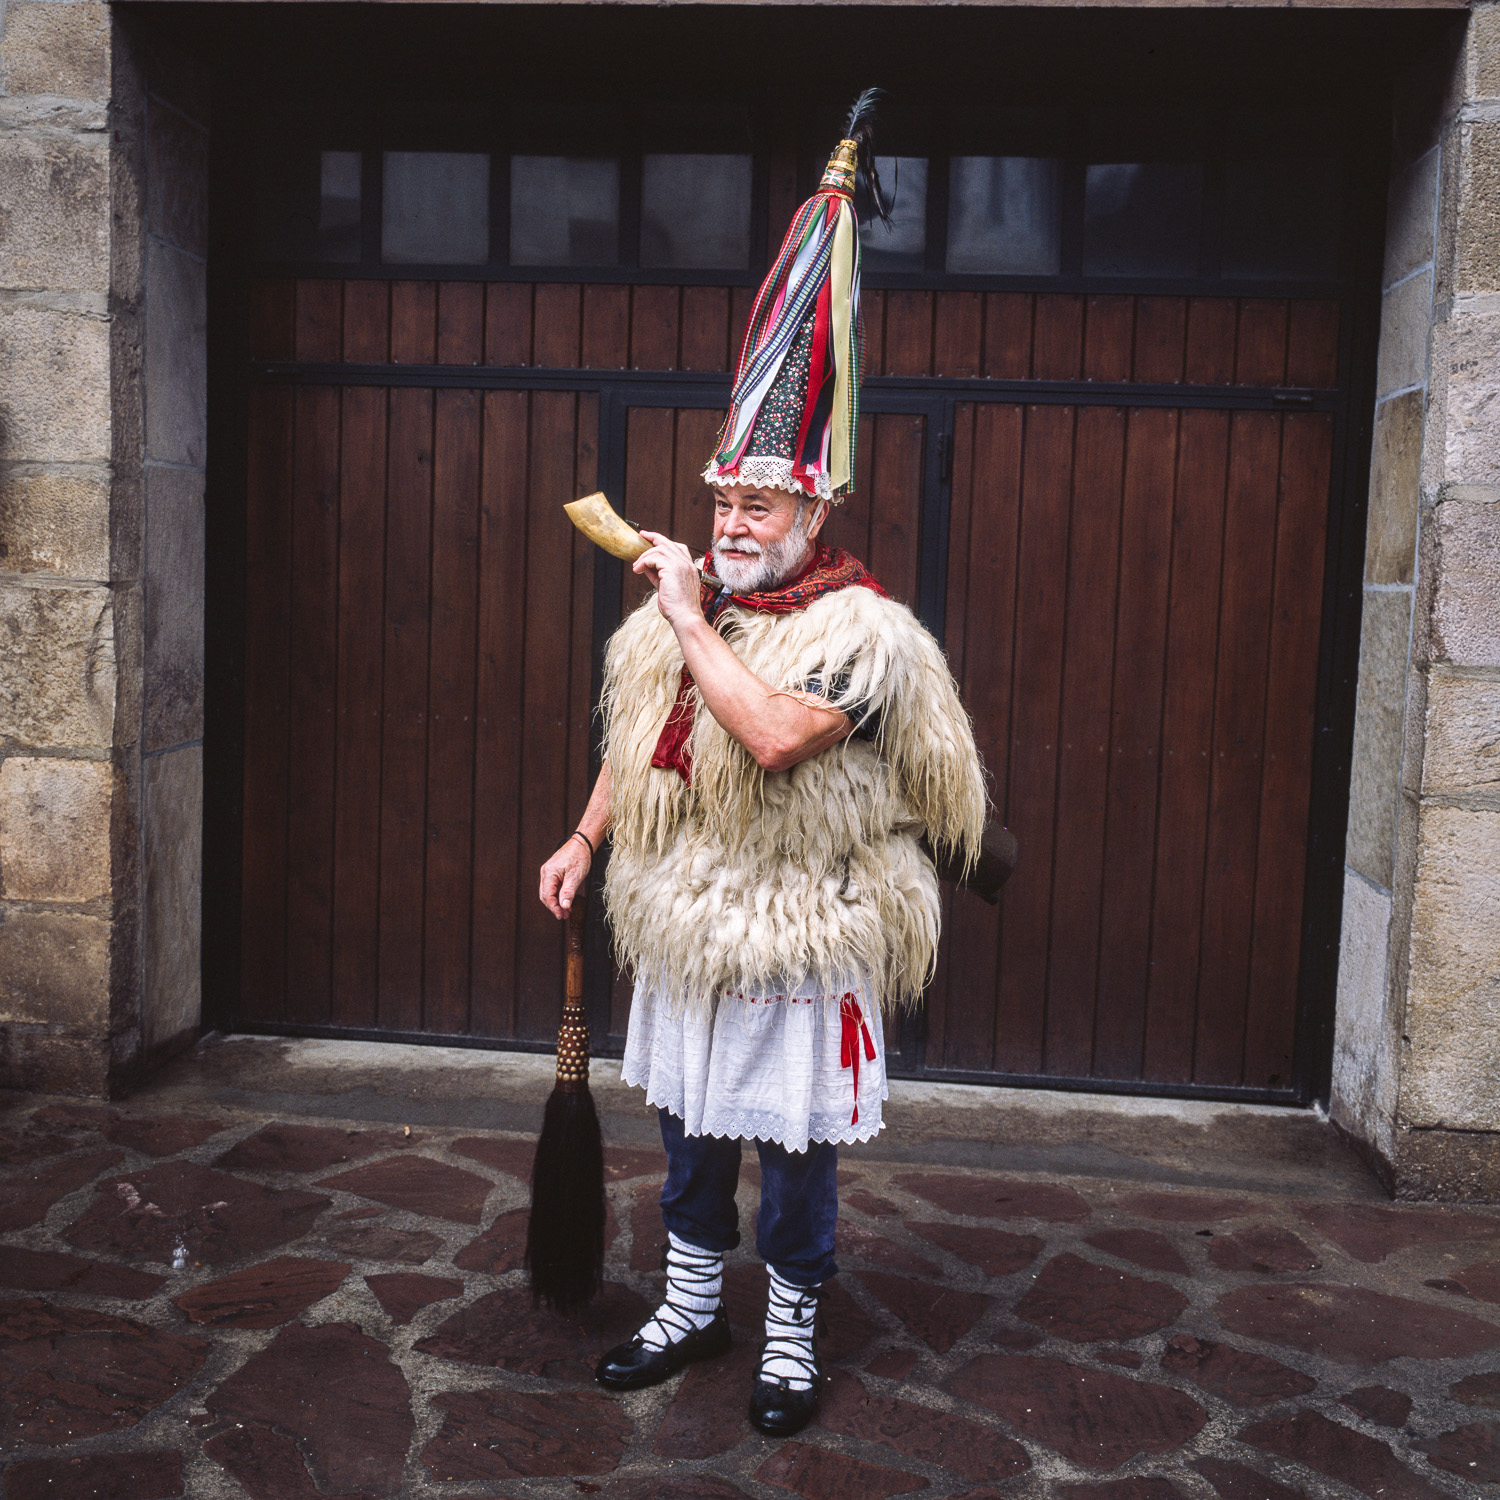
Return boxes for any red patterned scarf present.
[650,543,889,783]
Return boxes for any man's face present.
[711,485,824,593]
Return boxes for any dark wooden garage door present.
[236,277,1341,1099]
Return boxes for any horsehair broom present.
[525,890,607,1313]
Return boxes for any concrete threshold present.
[131,1031,1386,1202]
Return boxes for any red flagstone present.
[816,1370,1031,1482]
[1192,1457,1308,1499]
[1206,1224,1321,1275]
[1338,1384,1413,1427]
[845,1189,901,1218]
[316,1155,494,1223]
[3,1450,185,1499]
[1097,1348,1144,1368]
[897,1172,1091,1223]
[205,1321,412,1496]
[909,1222,1043,1277]
[450,1134,535,1180]
[1240,1409,1447,1500]
[1084,1227,1189,1275]
[0,1244,165,1298]
[1015,1253,1188,1342]
[1160,1334,1316,1406]
[422,1387,631,1480]
[1454,1260,1500,1303]
[173,1254,350,1327]
[63,1161,330,1265]
[217,1121,416,1174]
[857,1270,992,1353]
[945,1354,1206,1469]
[835,1219,941,1278]
[453,1208,529,1273]
[629,1191,664,1272]
[1215,1281,1500,1365]
[202,1421,373,1500]
[1423,1420,1500,1482]
[600,1479,749,1499]
[0,1127,86,1166]
[1295,1201,1500,1263]
[1453,1371,1500,1408]
[416,1282,651,1382]
[1114,1191,1253,1223]
[604,1146,664,1179]
[366,1270,463,1323]
[865,1347,921,1379]
[29,1103,113,1131]
[324,1222,442,1264]
[755,1440,926,1499]
[103,1115,228,1157]
[1057,1482,1186,1499]
[0,1297,206,1444]
[652,1339,762,1458]
[0,1150,125,1232]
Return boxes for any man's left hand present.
[634,531,704,629]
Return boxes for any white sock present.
[637,1232,723,1351]
[760,1267,819,1391]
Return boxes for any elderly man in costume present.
[539,95,985,1437]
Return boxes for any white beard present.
[713,508,813,594]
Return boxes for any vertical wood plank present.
[436,283,484,366]
[672,408,724,546]
[240,385,295,1023]
[1083,296,1135,382]
[1285,301,1341,388]
[470,390,530,1038]
[424,388,482,1034]
[622,406,677,614]
[248,279,296,361]
[1193,412,1283,1086]
[1235,300,1289,386]
[570,395,601,834]
[1032,295,1084,380]
[730,285,755,367]
[1132,298,1186,384]
[680,286,732,372]
[630,285,681,370]
[390,282,438,364]
[983,293,1033,379]
[767,153,799,261]
[861,291,886,380]
[514,391,581,1039]
[581,284,630,369]
[1184,299,1238,384]
[933,292,983,377]
[1243,412,1333,1089]
[282,386,341,1025]
[294,280,343,362]
[342,281,390,364]
[377,388,434,1031]
[1142,408,1230,1082]
[330,386,387,1030]
[1091,407,1177,1079]
[485,283,533,366]
[882,291,933,377]
[867,414,924,608]
[532,284,582,367]
[995,404,1075,1075]
[1044,405,1125,1076]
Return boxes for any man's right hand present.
[540,836,592,920]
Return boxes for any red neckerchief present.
[649,543,889,783]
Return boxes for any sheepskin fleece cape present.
[601,583,986,1013]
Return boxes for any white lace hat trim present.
[703,456,838,504]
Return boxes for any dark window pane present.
[1084,163,1203,278]
[640,154,751,270]
[255,147,362,263]
[382,151,489,264]
[510,156,619,267]
[859,156,927,272]
[1222,157,1341,280]
[947,157,1061,275]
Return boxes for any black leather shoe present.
[748,1355,823,1436]
[595,1306,731,1391]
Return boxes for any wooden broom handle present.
[556,896,589,1091]
[565,898,586,1009]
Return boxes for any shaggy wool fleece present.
[601,583,987,1013]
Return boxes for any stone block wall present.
[1332,5,1500,1199]
[0,2,207,1095]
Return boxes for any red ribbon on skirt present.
[839,994,877,1126]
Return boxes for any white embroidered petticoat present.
[620,973,888,1153]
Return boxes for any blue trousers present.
[657,1108,838,1287]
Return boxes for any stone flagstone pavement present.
[4,1087,1500,1499]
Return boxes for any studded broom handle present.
[556,897,589,1093]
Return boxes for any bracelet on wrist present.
[570,829,595,858]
